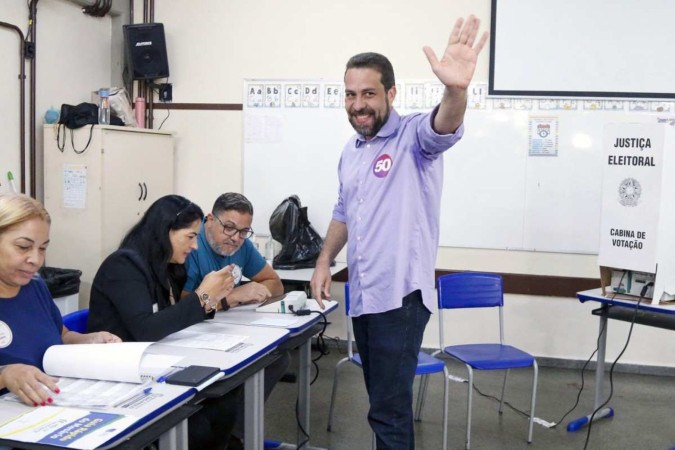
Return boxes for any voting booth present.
[598,122,675,304]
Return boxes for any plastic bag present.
[269,196,325,270]
[92,87,137,126]
[39,267,82,297]
[108,87,137,127]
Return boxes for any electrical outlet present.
[159,83,172,102]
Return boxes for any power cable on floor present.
[583,282,650,450]
[551,271,626,430]
[550,330,602,428]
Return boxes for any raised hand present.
[423,15,489,90]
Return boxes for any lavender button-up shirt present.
[332,107,464,316]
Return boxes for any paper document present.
[1,378,153,409]
[43,342,179,383]
[0,406,137,449]
[159,330,248,351]
[306,299,338,311]
[251,317,300,327]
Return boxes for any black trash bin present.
[39,266,82,298]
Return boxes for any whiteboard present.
[490,0,675,98]
[243,103,353,239]
[243,80,674,254]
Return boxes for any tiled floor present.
[264,346,675,449]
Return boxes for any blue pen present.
[143,387,153,394]
[157,366,183,383]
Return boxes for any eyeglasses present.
[213,214,254,239]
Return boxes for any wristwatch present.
[196,289,216,313]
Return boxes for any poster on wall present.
[528,116,558,156]
[597,123,664,273]
[62,164,87,209]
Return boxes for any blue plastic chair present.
[62,308,89,333]
[435,273,538,449]
[327,283,450,449]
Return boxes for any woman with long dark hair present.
[87,195,233,340]
[88,194,236,449]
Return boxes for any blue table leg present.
[567,407,614,432]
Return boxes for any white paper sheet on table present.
[159,330,248,351]
[1,378,150,409]
[1,351,184,408]
[306,299,337,310]
[251,317,300,327]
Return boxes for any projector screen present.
[489,0,675,99]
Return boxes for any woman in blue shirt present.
[0,193,120,408]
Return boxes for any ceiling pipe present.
[0,21,27,194]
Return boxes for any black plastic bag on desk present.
[269,195,325,270]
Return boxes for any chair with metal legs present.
[435,272,538,449]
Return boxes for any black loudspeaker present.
[123,23,169,80]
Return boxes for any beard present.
[207,234,237,257]
[348,102,390,139]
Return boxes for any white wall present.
[1,3,28,195]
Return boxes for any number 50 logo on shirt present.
[373,154,393,178]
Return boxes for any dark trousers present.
[352,290,430,450]
[188,386,241,450]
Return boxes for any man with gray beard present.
[183,191,286,450]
